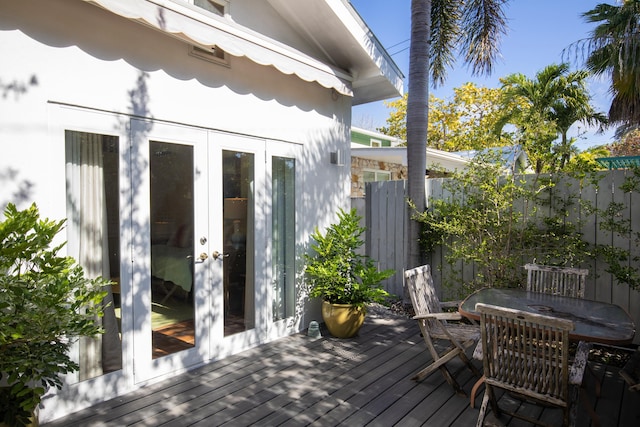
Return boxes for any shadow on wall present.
[1,74,38,100]
[0,168,35,210]
[0,72,38,210]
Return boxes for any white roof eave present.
[351,146,471,170]
[267,0,403,104]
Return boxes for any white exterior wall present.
[0,0,351,421]
[1,0,352,242]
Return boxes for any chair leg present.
[587,364,602,397]
[160,282,178,304]
[439,365,466,396]
[458,345,482,377]
[413,345,468,395]
[411,345,461,381]
[578,386,601,427]
[476,385,492,427]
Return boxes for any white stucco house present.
[0,0,402,422]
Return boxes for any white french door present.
[208,132,266,357]
[131,119,209,382]
[131,120,266,382]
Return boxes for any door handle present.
[212,250,229,260]
[191,252,209,264]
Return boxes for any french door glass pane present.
[272,156,296,321]
[65,130,122,380]
[149,141,195,358]
[223,150,255,336]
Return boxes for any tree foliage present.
[414,153,590,293]
[381,83,511,151]
[498,63,607,173]
[608,128,640,156]
[581,0,640,136]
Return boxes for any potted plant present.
[0,203,108,427]
[305,208,394,338]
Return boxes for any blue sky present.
[350,0,616,150]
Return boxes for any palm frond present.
[459,0,509,76]
[430,0,463,86]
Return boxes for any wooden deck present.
[44,309,640,426]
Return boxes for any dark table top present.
[459,287,636,345]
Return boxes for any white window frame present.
[188,44,229,66]
[363,169,391,183]
[370,138,382,147]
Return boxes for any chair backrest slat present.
[524,263,588,299]
[477,303,574,407]
[405,264,441,315]
[404,265,442,330]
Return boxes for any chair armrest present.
[413,312,463,321]
[472,341,483,360]
[569,341,591,385]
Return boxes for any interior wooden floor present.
[152,320,195,359]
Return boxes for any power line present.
[387,38,410,50]
[389,45,410,57]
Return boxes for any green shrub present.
[0,203,108,426]
[305,208,394,308]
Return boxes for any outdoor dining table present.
[460,287,637,412]
[459,287,636,345]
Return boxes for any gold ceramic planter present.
[321,301,365,338]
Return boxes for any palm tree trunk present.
[406,0,430,271]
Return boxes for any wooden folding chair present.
[404,265,481,395]
[524,263,588,298]
[475,303,588,427]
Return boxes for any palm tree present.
[405,0,509,269]
[582,1,640,137]
[499,63,607,172]
[552,92,607,169]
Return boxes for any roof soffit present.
[267,0,403,104]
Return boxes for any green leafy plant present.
[417,153,640,294]
[415,153,592,292]
[305,208,394,308]
[0,203,107,427]
[592,168,640,290]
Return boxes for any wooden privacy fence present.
[355,170,640,344]
[354,180,407,299]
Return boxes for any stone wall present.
[350,156,407,197]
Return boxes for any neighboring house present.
[350,127,469,197]
[0,0,402,422]
[454,145,533,174]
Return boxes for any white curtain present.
[66,132,121,380]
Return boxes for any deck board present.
[43,309,639,427]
